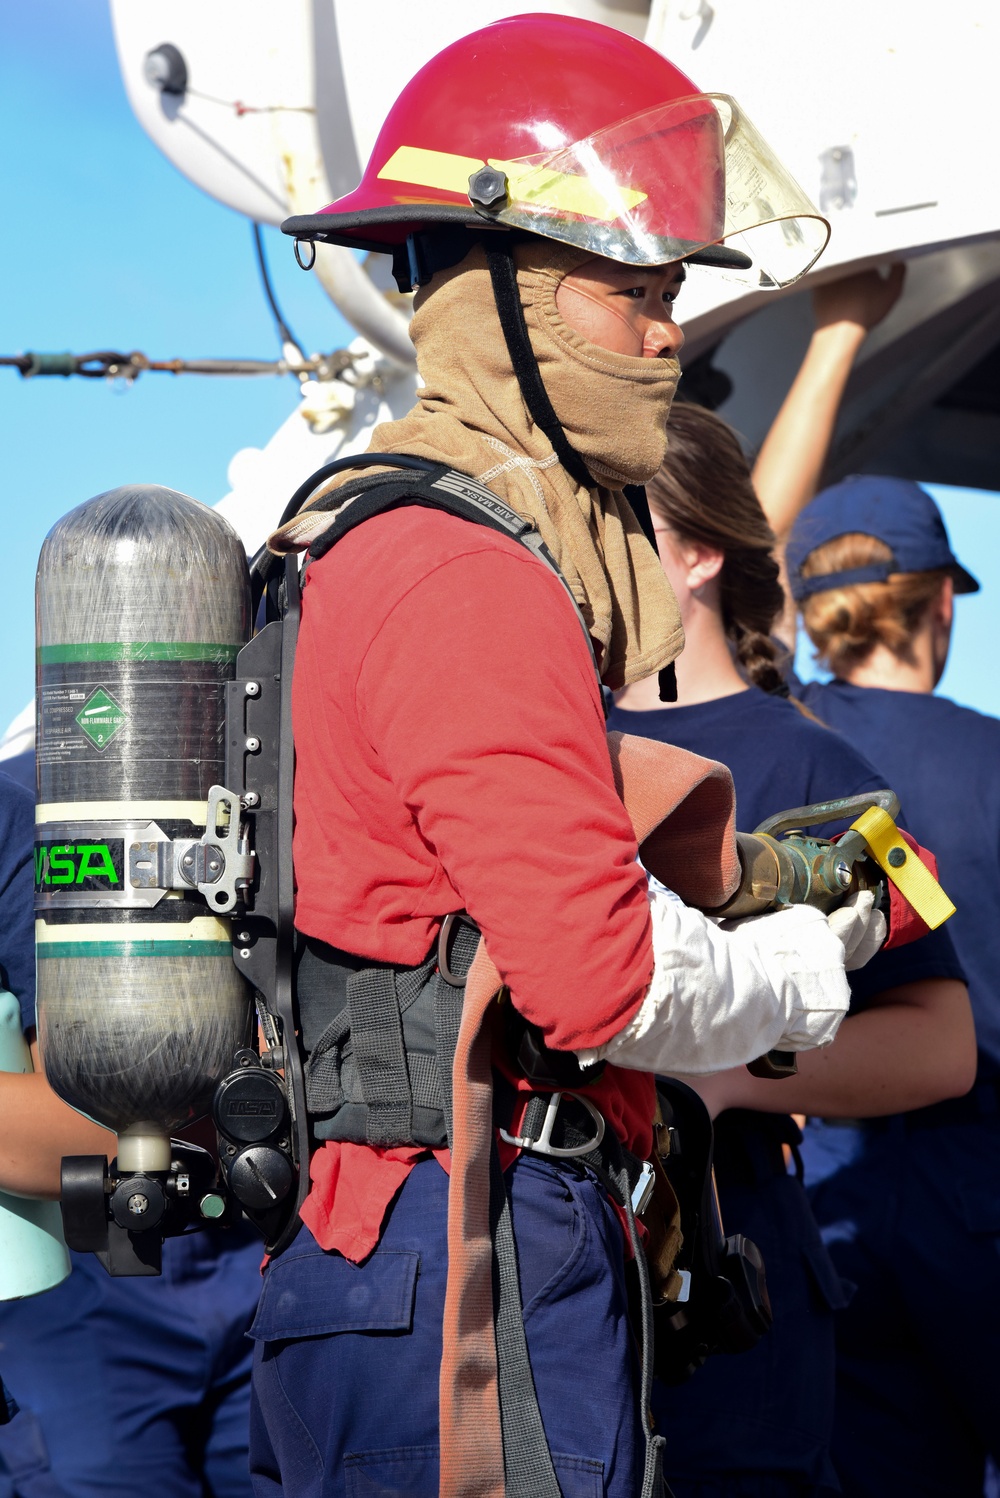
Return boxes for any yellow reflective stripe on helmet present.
[490,158,646,221]
[378,146,484,194]
[850,806,956,930]
[377,146,647,222]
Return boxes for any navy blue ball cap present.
[787,475,980,603]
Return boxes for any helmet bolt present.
[887,847,907,868]
[468,167,509,213]
[834,860,853,889]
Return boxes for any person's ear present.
[938,573,955,629]
[680,540,725,593]
[929,574,954,687]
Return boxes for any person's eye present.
[618,285,646,300]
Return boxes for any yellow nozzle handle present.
[849,806,956,930]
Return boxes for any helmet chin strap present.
[482,238,596,494]
[399,232,661,517]
[399,229,673,698]
[482,240,661,546]
[484,240,675,703]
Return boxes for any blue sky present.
[0,1,351,729]
[1,1,997,736]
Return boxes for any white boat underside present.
[3,0,997,758]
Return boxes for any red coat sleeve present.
[355,544,653,1052]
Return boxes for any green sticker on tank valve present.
[74,687,127,749]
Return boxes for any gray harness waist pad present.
[295,921,478,1149]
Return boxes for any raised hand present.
[813,263,906,334]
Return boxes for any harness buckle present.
[498,1091,606,1159]
[437,911,467,987]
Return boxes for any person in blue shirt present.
[0,768,111,1195]
[610,399,973,1498]
[0,752,32,800]
[0,766,39,1443]
[0,766,112,1491]
[0,758,262,1498]
[780,475,1000,1497]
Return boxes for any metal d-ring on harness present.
[498,1091,605,1158]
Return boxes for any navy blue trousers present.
[655,1170,847,1498]
[0,1224,262,1498]
[248,1154,642,1498]
[807,1116,1000,1498]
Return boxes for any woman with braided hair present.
[625,401,792,699]
[610,398,972,1498]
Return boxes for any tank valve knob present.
[110,1176,165,1232]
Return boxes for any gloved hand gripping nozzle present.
[713,790,902,922]
[710,790,955,1079]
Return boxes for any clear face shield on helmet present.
[466,95,829,288]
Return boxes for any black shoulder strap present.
[270,453,604,695]
[305,459,535,556]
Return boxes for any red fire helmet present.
[283,13,829,290]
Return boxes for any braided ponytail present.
[732,624,789,696]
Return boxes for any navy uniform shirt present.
[612,685,965,1485]
[0,768,33,1422]
[0,750,33,795]
[0,770,35,1035]
[608,687,965,1007]
[799,679,1000,1072]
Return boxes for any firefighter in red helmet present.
[248,16,865,1497]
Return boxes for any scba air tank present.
[35,485,253,1174]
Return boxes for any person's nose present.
[642,317,684,359]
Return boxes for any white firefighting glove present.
[826,888,887,971]
[575,884,856,1078]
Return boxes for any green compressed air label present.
[74,688,127,750]
[36,655,233,802]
